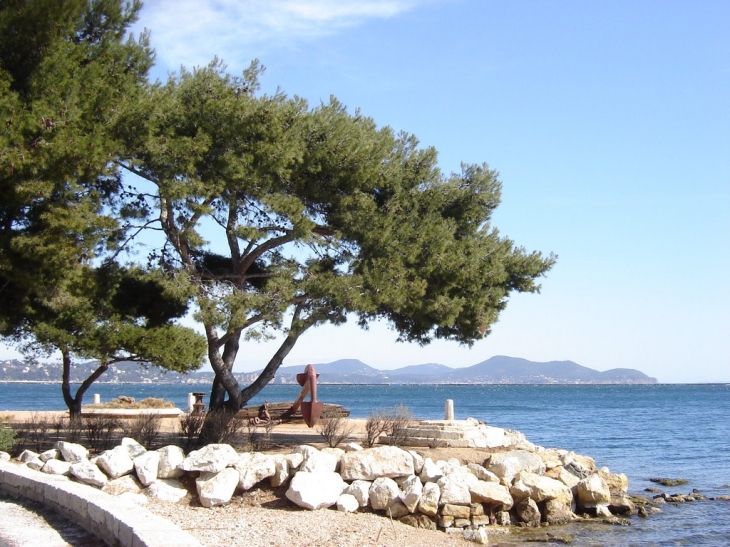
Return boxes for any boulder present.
[515,497,541,526]
[387,500,410,519]
[55,441,88,463]
[102,475,143,496]
[537,448,564,470]
[344,480,371,507]
[70,460,108,487]
[96,446,134,479]
[284,452,304,470]
[294,445,339,474]
[197,468,239,507]
[609,492,636,515]
[18,449,39,463]
[399,475,423,513]
[408,450,424,474]
[270,455,290,487]
[469,480,514,510]
[120,437,146,459]
[285,471,346,510]
[134,450,160,486]
[463,528,489,545]
[417,482,440,517]
[561,452,597,478]
[39,448,60,462]
[418,458,443,483]
[546,465,581,489]
[369,477,401,511]
[146,478,188,503]
[337,493,360,512]
[599,468,629,493]
[342,442,363,452]
[340,446,414,481]
[26,458,44,471]
[437,472,477,505]
[399,514,436,530]
[181,444,238,473]
[510,471,573,505]
[484,450,545,485]
[544,498,575,524]
[466,463,500,483]
[41,459,71,476]
[0,452,10,462]
[157,445,185,479]
[576,473,611,510]
[441,503,471,518]
[236,452,277,490]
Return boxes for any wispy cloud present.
[132,0,427,73]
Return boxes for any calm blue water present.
[1,382,729,546]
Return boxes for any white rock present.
[437,473,477,506]
[342,442,363,452]
[340,446,414,481]
[120,437,146,459]
[576,474,611,509]
[463,527,489,545]
[270,456,290,487]
[146,478,188,503]
[197,468,239,507]
[285,471,346,510]
[418,458,443,483]
[510,471,573,506]
[469,480,514,510]
[467,462,500,483]
[369,477,401,511]
[157,445,185,479]
[134,451,160,486]
[345,480,372,507]
[0,452,10,462]
[41,459,71,476]
[18,449,39,463]
[399,475,423,513]
[70,460,108,487]
[337,493,360,513]
[388,500,410,519]
[484,450,545,485]
[40,448,60,462]
[437,458,462,476]
[181,444,238,473]
[27,457,45,471]
[408,450,424,474]
[96,446,134,479]
[417,482,440,517]
[294,446,339,474]
[236,452,277,490]
[55,441,88,463]
[102,475,143,496]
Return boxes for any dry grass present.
[85,396,175,409]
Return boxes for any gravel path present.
[0,493,108,547]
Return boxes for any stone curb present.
[0,460,201,547]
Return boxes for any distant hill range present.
[0,356,657,385]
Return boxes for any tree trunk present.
[198,307,313,444]
[60,348,108,422]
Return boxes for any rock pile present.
[3,431,639,544]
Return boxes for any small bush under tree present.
[316,415,357,448]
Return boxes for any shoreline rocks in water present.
[2,419,715,545]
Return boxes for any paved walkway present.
[0,493,107,547]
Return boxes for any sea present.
[1,382,728,546]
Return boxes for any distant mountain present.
[267,356,657,385]
[0,356,658,385]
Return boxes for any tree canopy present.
[118,60,555,437]
[0,0,205,416]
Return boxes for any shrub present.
[317,415,357,448]
[179,413,205,450]
[88,396,175,409]
[15,412,55,452]
[365,404,415,447]
[83,415,121,451]
[124,414,163,449]
[0,424,16,452]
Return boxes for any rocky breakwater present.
[1,428,641,545]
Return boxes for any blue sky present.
[6,1,728,382]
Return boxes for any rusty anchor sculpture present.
[282,364,324,428]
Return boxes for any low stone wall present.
[0,459,201,547]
